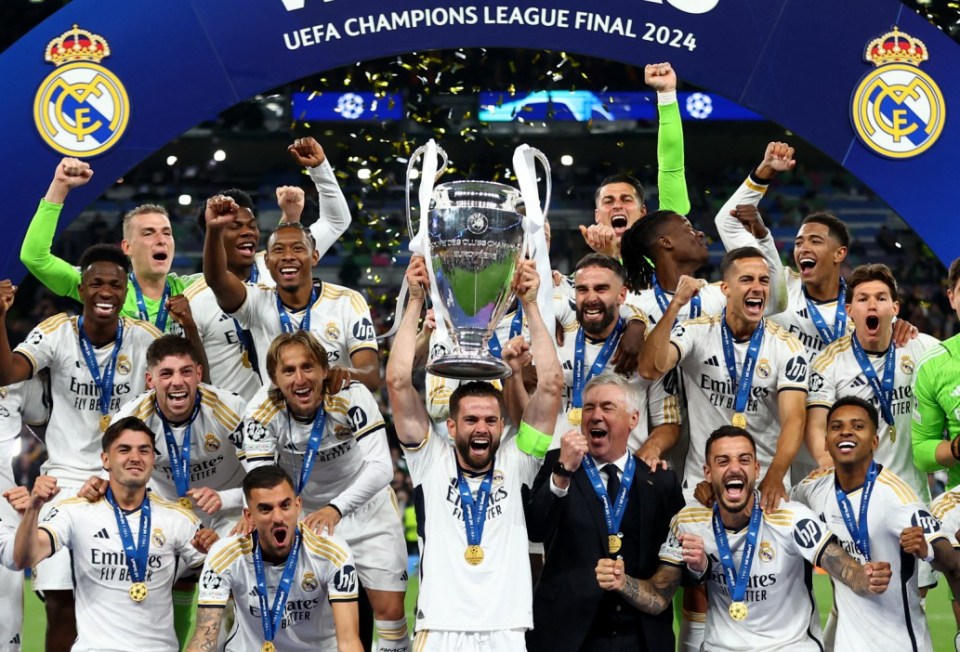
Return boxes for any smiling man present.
[793,397,960,652]
[186,465,362,652]
[9,417,213,652]
[638,247,809,512]
[0,244,160,651]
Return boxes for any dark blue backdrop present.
[3,0,957,275]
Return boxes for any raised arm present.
[12,475,59,569]
[637,275,698,380]
[202,195,249,314]
[646,62,690,216]
[288,137,352,258]
[803,405,831,470]
[758,388,807,512]
[385,256,431,445]
[819,538,891,597]
[516,260,563,435]
[0,282,37,386]
[166,295,212,383]
[20,158,90,300]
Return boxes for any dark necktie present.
[603,463,620,498]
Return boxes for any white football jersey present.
[112,385,247,532]
[670,315,808,493]
[197,526,358,652]
[660,502,831,651]
[931,487,960,549]
[231,281,378,376]
[0,377,48,462]
[627,284,726,328]
[39,494,205,652]
[15,314,160,482]
[808,333,938,500]
[0,514,23,650]
[402,428,540,632]
[184,279,262,401]
[242,382,390,516]
[792,467,945,652]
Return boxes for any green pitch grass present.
[18,573,959,650]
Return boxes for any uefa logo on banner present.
[33,25,130,157]
[850,27,945,159]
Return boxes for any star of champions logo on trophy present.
[850,26,945,159]
[406,140,551,380]
[33,24,130,157]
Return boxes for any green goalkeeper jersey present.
[912,333,960,489]
[20,199,198,331]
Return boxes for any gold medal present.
[889,423,897,443]
[464,544,484,565]
[261,642,275,652]
[608,534,622,554]
[129,582,148,602]
[728,601,748,621]
[731,412,747,429]
[568,407,582,426]
[241,349,252,369]
[100,414,111,432]
[178,497,193,510]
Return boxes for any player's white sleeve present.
[785,503,834,565]
[228,284,269,331]
[330,387,391,515]
[175,516,206,571]
[307,160,351,259]
[648,374,681,429]
[37,499,76,553]
[323,532,360,602]
[658,511,690,566]
[196,538,235,607]
[242,400,280,469]
[670,318,702,364]
[13,318,60,377]
[775,338,809,393]
[20,376,49,426]
[807,352,837,408]
[0,520,16,571]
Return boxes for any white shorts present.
[413,629,526,652]
[33,480,82,592]
[336,488,408,592]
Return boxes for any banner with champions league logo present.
[1,0,959,276]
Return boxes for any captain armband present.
[516,421,552,459]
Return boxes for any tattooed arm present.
[819,539,892,597]
[595,558,683,614]
[185,607,224,652]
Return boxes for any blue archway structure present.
[2,0,958,276]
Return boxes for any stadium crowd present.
[1,61,960,652]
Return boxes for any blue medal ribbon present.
[456,463,494,547]
[652,273,701,325]
[77,317,124,421]
[572,317,624,409]
[582,455,636,538]
[804,278,847,346]
[712,492,763,606]
[130,274,171,332]
[720,310,764,416]
[106,487,151,586]
[294,406,327,495]
[247,264,259,284]
[276,288,317,334]
[487,305,524,359]
[252,528,302,644]
[835,460,879,561]
[850,335,897,428]
[156,390,203,499]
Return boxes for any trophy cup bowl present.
[425,180,527,380]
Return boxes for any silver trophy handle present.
[405,143,449,240]
[527,147,552,220]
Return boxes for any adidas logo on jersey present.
[93,528,110,539]
[703,355,720,367]
[562,360,573,370]
[850,375,867,388]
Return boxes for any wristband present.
[951,435,960,461]
[327,503,343,518]
[923,545,935,563]
[553,461,576,478]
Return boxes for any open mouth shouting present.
[610,214,629,236]
[722,473,747,503]
[166,389,191,412]
[862,315,881,338]
[798,256,817,279]
[271,524,291,549]
[469,435,491,457]
[743,296,764,318]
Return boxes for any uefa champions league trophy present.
[406,142,551,380]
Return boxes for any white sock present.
[376,617,409,652]
[679,611,705,652]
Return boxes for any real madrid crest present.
[756,359,771,380]
[203,433,221,453]
[116,354,132,375]
[325,321,341,341]
[758,540,775,563]
[33,25,130,157]
[851,27,945,159]
[151,527,166,548]
[901,355,915,375]
[301,572,319,592]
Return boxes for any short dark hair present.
[146,335,200,369]
[595,173,645,205]
[269,222,317,251]
[102,416,156,452]
[801,212,851,249]
[243,465,296,500]
[196,189,255,235]
[720,246,766,279]
[948,258,960,291]
[574,253,627,284]
[449,381,505,420]
[78,244,131,276]
[847,263,898,302]
[827,396,879,431]
[620,210,679,290]
[704,425,756,459]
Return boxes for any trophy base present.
[427,355,513,381]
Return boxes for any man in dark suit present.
[526,372,685,652]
